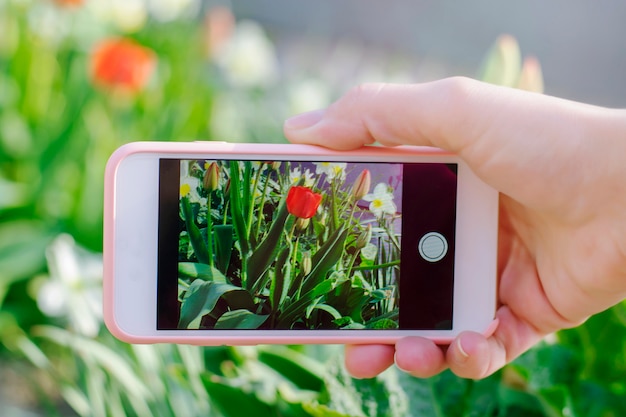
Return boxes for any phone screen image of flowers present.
[157,159,457,331]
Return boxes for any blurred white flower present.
[89,0,147,33]
[147,0,200,22]
[363,183,396,217]
[37,234,103,337]
[214,20,278,88]
[288,78,331,115]
[27,3,69,46]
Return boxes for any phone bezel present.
[104,141,498,345]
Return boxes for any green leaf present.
[246,197,290,292]
[320,357,410,417]
[496,385,546,417]
[257,346,326,392]
[178,280,255,329]
[214,309,269,329]
[0,221,52,293]
[242,161,253,237]
[34,326,152,402]
[326,280,368,323]
[337,320,365,330]
[271,244,292,311]
[370,287,394,302]
[303,403,359,417]
[201,375,274,417]
[277,279,337,329]
[570,380,626,417]
[365,318,398,330]
[178,262,227,283]
[558,306,626,384]
[306,303,342,321]
[181,196,210,265]
[0,177,29,210]
[363,310,399,329]
[229,161,250,259]
[299,226,349,296]
[213,224,234,275]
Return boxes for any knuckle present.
[339,83,386,109]
[434,76,479,107]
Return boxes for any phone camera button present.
[418,232,448,262]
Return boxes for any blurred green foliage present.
[1,1,626,416]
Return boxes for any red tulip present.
[286,186,322,219]
[89,38,156,93]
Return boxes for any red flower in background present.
[286,186,322,219]
[89,38,156,93]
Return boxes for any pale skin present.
[283,77,626,380]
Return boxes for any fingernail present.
[284,109,325,130]
[456,337,470,362]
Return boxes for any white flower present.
[289,167,314,187]
[363,183,396,217]
[179,161,205,203]
[37,235,103,337]
[314,162,347,182]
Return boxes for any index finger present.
[284,78,521,152]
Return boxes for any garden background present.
[2,0,626,416]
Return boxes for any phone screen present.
[157,158,457,331]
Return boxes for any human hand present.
[283,77,626,379]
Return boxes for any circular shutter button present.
[418,232,448,262]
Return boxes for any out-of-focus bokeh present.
[1,1,625,416]
[232,0,626,107]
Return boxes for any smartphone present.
[103,141,498,345]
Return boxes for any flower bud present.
[295,217,310,231]
[203,162,220,192]
[350,169,371,201]
[517,56,544,93]
[301,253,312,276]
[355,224,372,250]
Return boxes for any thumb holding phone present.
[284,77,626,379]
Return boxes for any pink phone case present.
[104,141,498,346]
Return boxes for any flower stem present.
[206,193,214,267]
[254,167,272,240]
[292,237,302,298]
[246,163,264,239]
[345,259,401,272]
